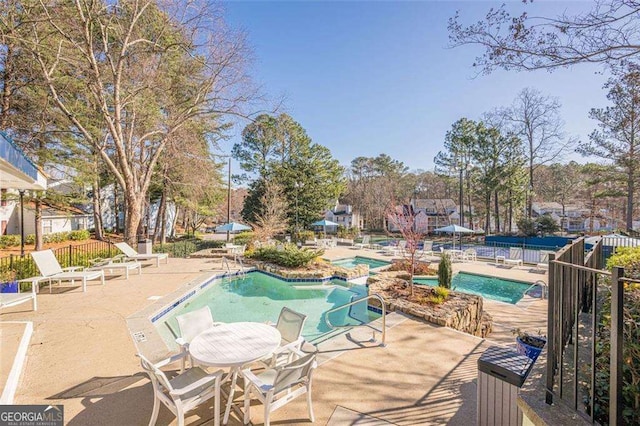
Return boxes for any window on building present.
[43,220,53,234]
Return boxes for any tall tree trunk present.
[466,170,473,229]
[153,188,166,243]
[508,189,513,234]
[627,168,634,231]
[170,206,180,239]
[92,155,104,240]
[92,177,104,240]
[0,45,12,128]
[160,195,168,244]
[113,184,119,233]
[34,197,43,250]
[124,192,143,245]
[484,194,491,234]
[494,190,500,233]
[528,158,534,219]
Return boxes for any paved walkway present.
[0,247,547,425]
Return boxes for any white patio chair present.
[536,251,552,271]
[354,235,371,250]
[463,248,477,262]
[243,349,317,426]
[31,249,105,293]
[504,247,524,266]
[420,240,434,257]
[139,352,223,426]
[114,242,169,267]
[175,306,220,371]
[263,307,307,368]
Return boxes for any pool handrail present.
[323,293,386,346]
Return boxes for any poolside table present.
[189,322,281,424]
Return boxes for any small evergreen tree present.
[438,254,452,289]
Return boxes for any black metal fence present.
[545,237,633,425]
[0,241,116,280]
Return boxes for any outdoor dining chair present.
[243,349,317,426]
[463,248,477,262]
[31,249,105,293]
[263,307,307,368]
[175,306,220,371]
[504,247,524,266]
[139,352,224,426]
[114,242,169,267]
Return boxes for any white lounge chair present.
[504,247,524,266]
[419,240,435,257]
[139,352,223,426]
[31,249,105,293]
[353,235,371,250]
[243,349,317,426]
[175,306,221,371]
[0,284,37,311]
[383,240,406,257]
[263,307,307,368]
[114,242,169,267]
[87,255,142,279]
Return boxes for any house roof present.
[412,199,456,211]
[0,132,47,191]
[532,202,563,211]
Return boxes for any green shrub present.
[438,253,452,289]
[337,226,357,239]
[428,286,449,305]
[43,232,71,243]
[24,234,36,244]
[152,239,223,257]
[296,230,315,242]
[233,231,254,246]
[248,244,324,268]
[0,235,21,247]
[69,230,90,241]
[586,247,640,425]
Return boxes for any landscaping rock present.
[368,273,493,338]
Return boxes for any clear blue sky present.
[221,1,608,172]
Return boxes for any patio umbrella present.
[434,224,475,249]
[311,219,339,237]
[215,222,251,233]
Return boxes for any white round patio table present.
[189,322,281,424]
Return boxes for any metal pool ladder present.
[323,294,387,347]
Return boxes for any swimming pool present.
[331,256,390,269]
[156,271,380,345]
[413,272,532,304]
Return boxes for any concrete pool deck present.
[0,248,547,425]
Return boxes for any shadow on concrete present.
[347,340,486,425]
[48,372,222,426]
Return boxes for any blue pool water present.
[331,256,390,269]
[157,272,379,345]
[413,273,531,304]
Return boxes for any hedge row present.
[0,230,90,248]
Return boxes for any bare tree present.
[387,201,426,296]
[449,0,640,73]
[494,88,573,218]
[13,0,257,244]
[251,179,289,242]
[578,63,640,230]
